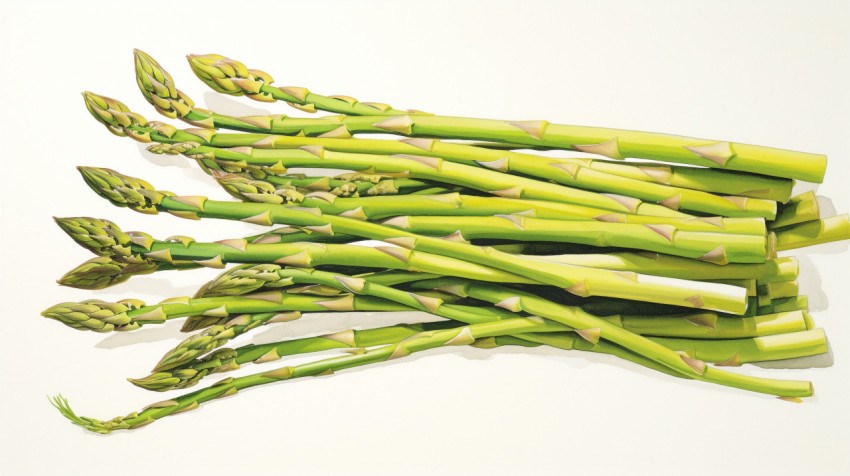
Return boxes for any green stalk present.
[159,141,694,218]
[244,115,826,182]
[219,173,769,234]
[182,52,412,116]
[41,292,411,333]
[133,321,461,391]
[76,166,750,313]
[136,307,816,392]
[56,219,792,294]
[775,214,850,250]
[54,216,797,294]
[648,329,827,365]
[50,316,574,433]
[93,82,789,210]
[770,191,820,229]
[178,52,825,182]
[603,310,814,339]
[206,132,793,204]
[140,265,571,386]
[482,326,826,368]
[412,278,813,397]
[204,265,814,341]
[83,91,696,219]
[513,253,797,285]
[380,214,767,263]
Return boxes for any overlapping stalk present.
[175,52,826,182]
[408,278,814,396]
[216,174,770,233]
[137,324,825,392]
[54,217,796,292]
[85,93,697,219]
[47,316,609,433]
[196,130,795,203]
[75,166,750,313]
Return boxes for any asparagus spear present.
[203,264,815,341]
[180,52,826,182]
[534,253,797,285]
[166,124,796,205]
[159,140,783,220]
[218,173,770,234]
[376,214,768,263]
[410,278,813,397]
[40,292,411,333]
[75,166,750,313]
[148,265,571,373]
[55,218,793,292]
[133,321,462,391]
[180,51,413,116]
[48,315,647,434]
[137,308,818,392]
[83,91,691,218]
[649,329,827,366]
[57,253,808,341]
[201,131,794,204]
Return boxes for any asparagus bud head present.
[133,48,195,119]
[54,216,130,256]
[77,166,172,214]
[58,257,160,290]
[146,141,200,156]
[216,175,304,204]
[130,348,239,391]
[153,328,242,373]
[196,264,287,298]
[82,91,150,141]
[41,299,142,332]
[187,53,275,102]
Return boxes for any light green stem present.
[775,214,850,250]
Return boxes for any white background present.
[1,1,849,474]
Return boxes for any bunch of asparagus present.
[45,49,847,433]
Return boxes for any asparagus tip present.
[134,48,194,118]
[49,395,112,434]
[41,299,135,332]
[81,91,149,138]
[77,166,166,214]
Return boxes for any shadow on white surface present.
[86,277,202,300]
[95,320,187,349]
[202,92,272,117]
[816,195,837,217]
